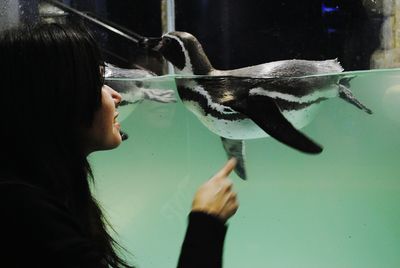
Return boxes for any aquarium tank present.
[3,0,400,267]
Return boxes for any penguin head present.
[157,31,214,75]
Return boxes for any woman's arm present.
[178,212,227,268]
[177,158,239,268]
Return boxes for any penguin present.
[104,63,177,140]
[153,32,372,180]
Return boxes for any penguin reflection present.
[104,62,176,122]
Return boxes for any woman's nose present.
[103,85,122,107]
[110,87,122,107]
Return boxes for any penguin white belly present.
[282,103,321,130]
[183,100,323,140]
[183,100,266,139]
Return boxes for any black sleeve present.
[0,182,106,268]
[177,211,228,268]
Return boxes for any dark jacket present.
[0,181,227,268]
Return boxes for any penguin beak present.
[139,37,162,51]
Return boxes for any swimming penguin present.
[153,32,372,180]
[104,63,177,140]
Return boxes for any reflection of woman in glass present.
[0,23,238,268]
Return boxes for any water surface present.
[92,68,400,268]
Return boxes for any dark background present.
[38,0,383,73]
[174,0,382,71]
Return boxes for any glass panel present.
[95,69,400,268]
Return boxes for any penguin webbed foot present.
[221,137,247,180]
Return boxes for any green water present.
[91,69,400,268]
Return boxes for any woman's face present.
[83,85,123,154]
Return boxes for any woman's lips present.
[114,122,120,129]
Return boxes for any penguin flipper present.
[221,137,247,180]
[228,95,323,154]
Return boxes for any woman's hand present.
[191,158,239,222]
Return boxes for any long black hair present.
[0,23,133,268]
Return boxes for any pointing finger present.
[215,158,237,179]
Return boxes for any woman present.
[0,23,238,267]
